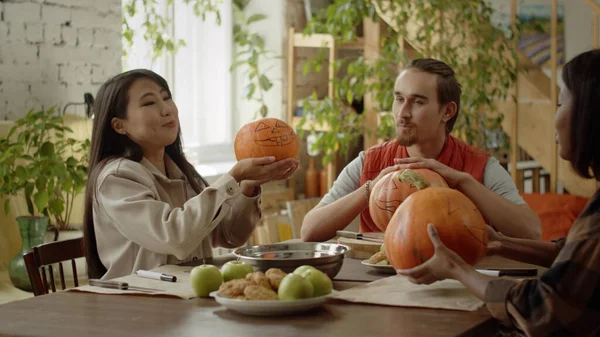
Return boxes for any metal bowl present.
[232,242,351,279]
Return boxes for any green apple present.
[292,265,317,276]
[220,261,254,282]
[189,264,223,297]
[297,268,332,297]
[278,274,314,300]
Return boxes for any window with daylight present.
[123,0,236,176]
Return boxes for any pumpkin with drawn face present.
[369,169,448,231]
[234,118,299,161]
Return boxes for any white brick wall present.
[4,3,41,23]
[77,27,94,47]
[41,4,73,26]
[0,0,122,120]
[25,23,43,44]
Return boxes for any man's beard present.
[396,130,417,146]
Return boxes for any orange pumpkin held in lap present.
[234,118,299,161]
[384,187,487,270]
[369,169,448,231]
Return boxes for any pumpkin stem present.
[396,169,430,190]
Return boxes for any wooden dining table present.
[0,254,543,337]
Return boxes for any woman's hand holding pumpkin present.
[396,223,471,285]
[230,156,299,185]
[485,225,504,256]
[393,157,471,189]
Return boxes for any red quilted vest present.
[358,135,490,233]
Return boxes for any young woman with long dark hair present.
[83,69,298,280]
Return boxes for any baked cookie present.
[265,268,286,290]
[244,284,279,300]
[368,250,387,264]
[217,279,252,298]
[245,271,271,289]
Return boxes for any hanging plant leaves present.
[259,75,272,91]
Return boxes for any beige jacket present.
[93,156,261,280]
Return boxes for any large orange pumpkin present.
[369,169,448,231]
[384,187,487,270]
[234,118,299,161]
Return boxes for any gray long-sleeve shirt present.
[321,151,525,205]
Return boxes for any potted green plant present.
[300,0,518,164]
[0,107,90,291]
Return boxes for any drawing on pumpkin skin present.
[253,120,296,147]
[446,196,462,216]
[463,225,487,247]
[372,177,414,214]
[373,197,403,214]
[444,197,487,247]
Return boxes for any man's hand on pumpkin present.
[372,164,404,187]
[393,157,471,189]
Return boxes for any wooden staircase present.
[374,1,598,197]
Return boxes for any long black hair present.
[562,49,600,180]
[83,69,207,279]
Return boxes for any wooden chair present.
[286,197,321,239]
[23,237,85,296]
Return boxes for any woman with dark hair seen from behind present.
[83,69,299,280]
[397,49,600,337]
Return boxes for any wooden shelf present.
[292,33,334,48]
[292,33,364,50]
[287,27,343,190]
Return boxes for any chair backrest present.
[286,197,321,239]
[24,237,85,296]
